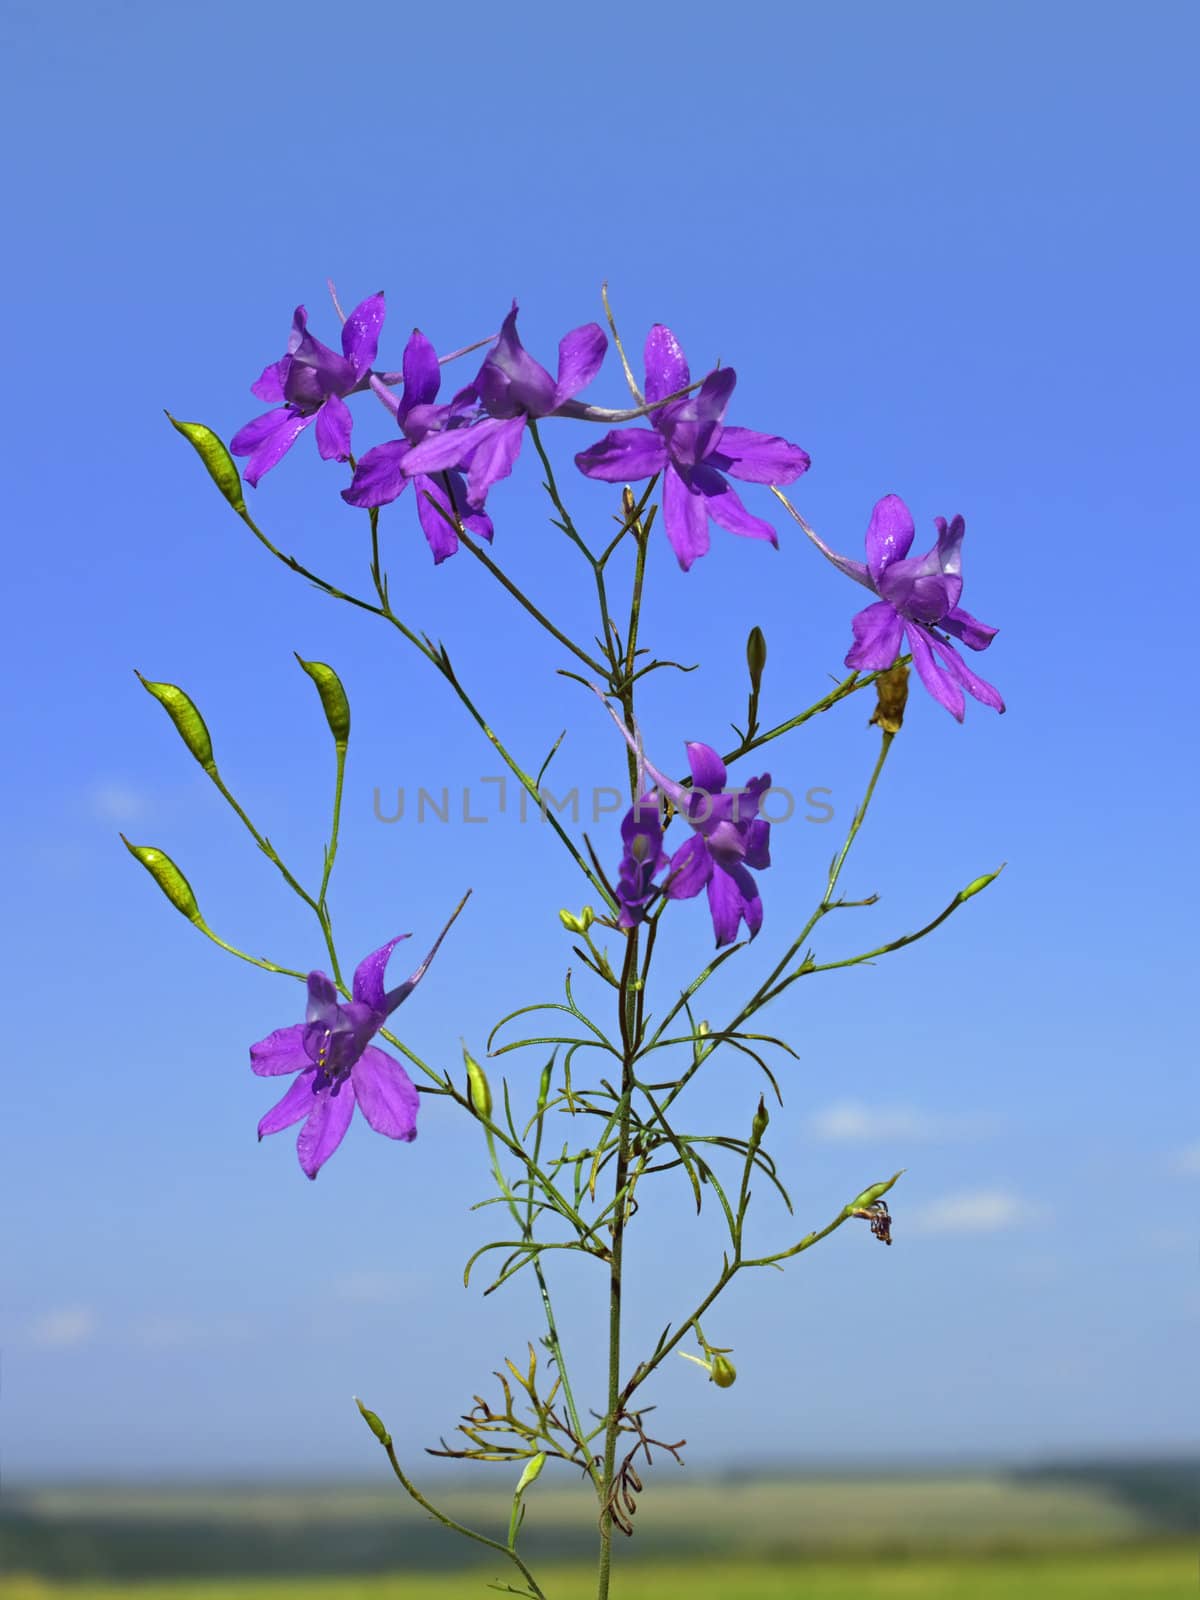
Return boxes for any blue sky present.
[2,1,1196,1480]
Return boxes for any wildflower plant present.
[129,281,1005,1600]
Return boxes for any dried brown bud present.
[870,660,910,735]
[850,1199,893,1245]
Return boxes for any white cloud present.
[1168,1140,1200,1178]
[28,1306,96,1348]
[808,1100,993,1143]
[909,1188,1042,1234]
[88,781,148,823]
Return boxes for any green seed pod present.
[960,867,1003,902]
[354,1397,392,1448]
[515,1451,547,1495]
[165,413,247,516]
[295,654,351,747]
[463,1046,493,1121]
[120,837,204,925]
[847,1170,904,1214]
[711,1355,737,1388]
[746,625,767,693]
[136,673,216,773]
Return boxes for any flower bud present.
[120,837,204,925]
[463,1046,493,1121]
[751,1096,770,1144]
[166,413,247,516]
[295,654,351,747]
[711,1355,737,1389]
[697,1020,711,1037]
[746,626,767,693]
[354,1397,392,1448]
[960,866,1003,902]
[515,1451,547,1495]
[136,673,216,773]
[558,906,594,934]
[870,659,910,735]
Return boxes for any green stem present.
[454,523,608,676]
[377,1434,547,1600]
[596,930,639,1600]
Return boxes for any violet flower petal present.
[463,414,527,506]
[692,466,779,545]
[250,1023,311,1077]
[686,742,728,795]
[231,409,313,486]
[665,834,712,900]
[711,425,811,485]
[743,817,771,871]
[929,632,1006,712]
[401,424,477,477]
[574,428,669,482]
[342,440,413,509]
[257,1068,320,1135]
[933,514,966,578]
[314,394,353,462]
[845,600,905,671]
[296,1082,357,1178]
[662,468,711,570]
[644,324,690,403]
[477,304,557,418]
[942,605,998,652]
[414,472,463,563]
[554,323,607,405]
[341,293,386,379]
[905,623,966,721]
[353,935,412,1013]
[707,861,761,946]
[351,1046,419,1140]
[398,329,442,419]
[251,360,288,402]
[865,494,916,585]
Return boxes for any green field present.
[5,1464,1195,1598]
[5,1549,1196,1600]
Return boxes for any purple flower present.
[610,727,771,947]
[575,326,810,571]
[231,293,386,486]
[806,494,1004,721]
[342,329,494,563]
[250,910,460,1179]
[401,303,607,508]
[615,798,667,929]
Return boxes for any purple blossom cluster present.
[231,287,1001,724]
[229,288,1005,1170]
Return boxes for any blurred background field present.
[4,1462,1195,1597]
